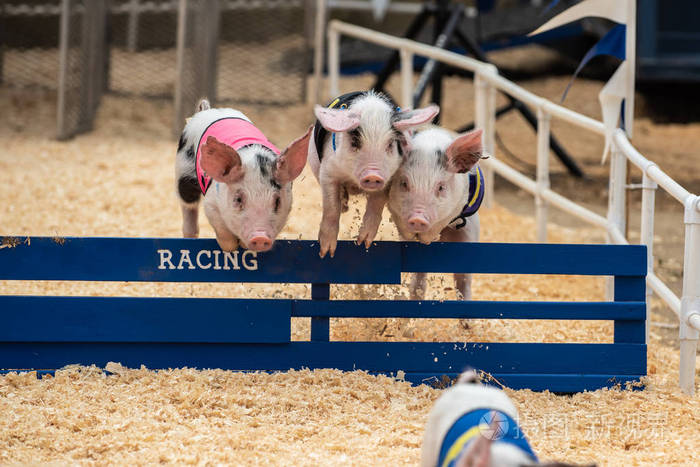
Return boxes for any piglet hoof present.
[356,224,379,249]
[318,232,338,258]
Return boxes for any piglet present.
[421,370,595,467]
[388,126,486,299]
[175,99,311,252]
[308,90,439,257]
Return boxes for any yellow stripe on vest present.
[467,166,482,208]
[329,98,340,108]
[440,423,489,467]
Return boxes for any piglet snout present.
[408,213,430,232]
[359,170,385,191]
[248,232,273,252]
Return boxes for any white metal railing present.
[326,20,700,395]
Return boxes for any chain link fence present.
[0,0,310,139]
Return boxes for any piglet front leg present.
[318,180,343,258]
[440,218,479,300]
[356,190,387,249]
[410,273,428,300]
[181,205,199,238]
[205,202,240,252]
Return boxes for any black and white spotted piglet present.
[175,99,311,252]
[308,90,439,257]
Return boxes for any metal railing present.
[325,20,700,395]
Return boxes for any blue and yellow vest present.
[450,166,485,229]
[437,408,537,467]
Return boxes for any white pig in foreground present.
[175,99,311,252]
[421,370,595,467]
[388,126,486,299]
[308,90,439,257]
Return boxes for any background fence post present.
[475,67,496,208]
[126,0,140,52]
[313,0,327,104]
[56,0,71,139]
[399,48,413,110]
[606,144,628,299]
[327,25,340,99]
[679,196,700,395]
[536,107,551,242]
[195,0,220,104]
[640,172,657,343]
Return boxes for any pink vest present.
[196,117,281,194]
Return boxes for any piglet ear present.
[314,105,361,132]
[392,104,439,131]
[200,136,245,183]
[197,98,211,112]
[275,126,312,184]
[446,128,487,174]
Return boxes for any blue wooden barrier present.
[0,236,647,392]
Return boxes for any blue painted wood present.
[0,237,648,392]
[310,284,330,342]
[399,373,645,392]
[0,238,646,282]
[614,276,647,344]
[0,342,646,376]
[291,300,646,320]
[0,296,291,343]
[401,242,646,275]
[0,237,401,285]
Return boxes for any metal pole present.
[536,107,551,242]
[126,0,140,52]
[313,0,327,104]
[399,48,413,109]
[640,172,657,344]
[624,0,636,138]
[200,0,220,104]
[412,4,464,110]
[173,0,188,136]
[679,195,700,395]
[56,0,71,140]
[328,27,340,98]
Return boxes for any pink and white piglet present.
[175,99,311,252]
[308,90,439,257]
[388,126,487,299]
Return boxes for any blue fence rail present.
[0,237,647,392]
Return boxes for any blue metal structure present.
[0,237,647,392]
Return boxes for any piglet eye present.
[233,191,245,208]
[437,183,446,194]
[387,141,395,152]
[273,195,281,213]
[400,179,409,191]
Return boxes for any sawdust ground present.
[1,73,699,465]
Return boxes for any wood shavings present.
[1,82,699,466]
